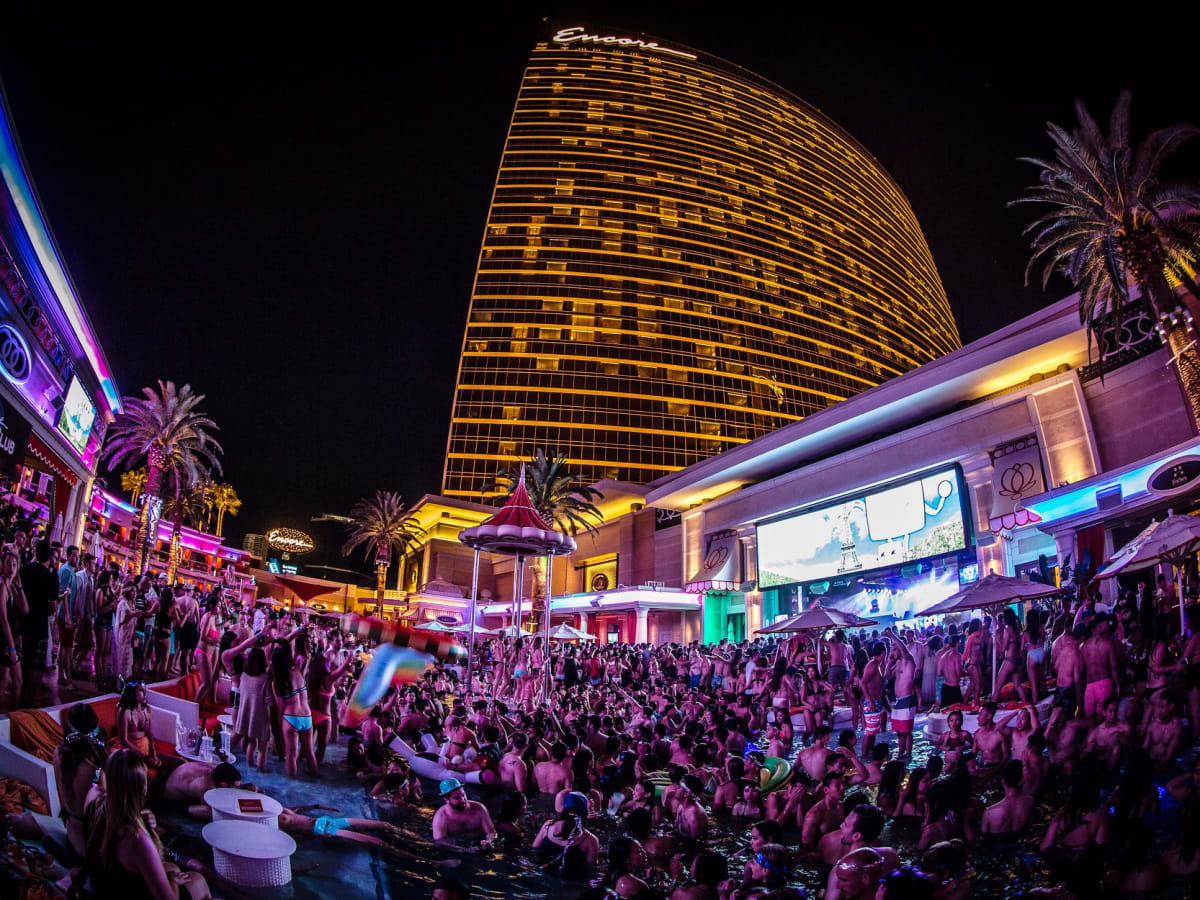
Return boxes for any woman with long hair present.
[272,640,318,777]
[234,645,272,770]
[1040,770,1109,862]
[308,643,355,763]
[1024,608,1047,703]
[151,587,174,680]
[0,548,23,710]
[53,703,107,857]
[117,680,160,767]
[193,598,223,708]
[875,759,907,818]
[92,568,118,689]
[85,750,211,899]
[597,835,649,898]
[895,766,929,819]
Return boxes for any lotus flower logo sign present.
[703,546,730,569]
[988,436,1046,532]
[999,462,1038,498]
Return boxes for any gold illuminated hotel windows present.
[442,26,959,499]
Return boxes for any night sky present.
[1,6,1197,562]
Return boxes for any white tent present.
[450,621,498,637]
[547,622,597,641]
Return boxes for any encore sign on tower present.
[550,26,698,60]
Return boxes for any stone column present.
[635,607,649,643]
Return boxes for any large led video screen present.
[56,376,96,454]
[757,467,969,589]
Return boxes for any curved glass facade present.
[443,26,959,499]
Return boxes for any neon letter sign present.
[551,26,698,61]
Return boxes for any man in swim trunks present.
[859,641,886,760]
[883,628,918,758]
[1080,614,1120,719]
[962,620,987,704]
[823,630,850,700]
[1047,624,1084,734]
[936,635,965,708]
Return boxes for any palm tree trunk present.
[1141,264,1200,430]
[132,462,165,574]
[216,504,226,536]
[166,484,184,582]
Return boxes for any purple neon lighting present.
[0,98,121,415]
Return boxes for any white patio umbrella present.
[414,619,457,633]
[1096,512,1200,633]
[917,572,1061,693]
[547,622,598,641]
[450,621,499,637]
[757,604,877,673]
[497,623,534,638]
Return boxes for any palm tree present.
[210,482,242,536]
[342,491,426,617]
[103,381,223,574]
[120,466,147,505]
[1012,91,1200,424]
[162,475,211,580]
[486,449,604,624]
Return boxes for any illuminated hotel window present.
[441,25,959,500]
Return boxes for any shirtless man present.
[1047,624,1085,733]
[981,761,1034,835]
[1022,733,1051,795]
[824,630,850,701]
[674,774,710,842]
[884,629,917,757]
[432,778,497,852]
[798,724,833,781]
[533,741,571,794]
[711,756,745,815]
[817,803,900,871]
[969,702,1010,782]
[825,847,886,900]
[1082,696,1131,771]
[963,620,987,704]
[165,761,247,817]
[860,643,886,760]
[1080,615,1120,719]
[936,635,965,708]
[801,771,846,847]
[1142,689,1183,768]
[498,732,529,793]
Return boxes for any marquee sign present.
[1148,455,1200,497]
[551,26,698,60]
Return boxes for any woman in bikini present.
[308,643,355,763]
[992,609,1028,703]
[194,598,223,708]
[1024,608,1048,703]
[935,710,973,771]
[272,640,319,777]
[116,680,160,767]
[53,703,108,858]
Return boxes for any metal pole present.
[1176,560,1187,637]
[512,554,524,639]
[543,553,554,700]
[467,548,480,694]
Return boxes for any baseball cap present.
[562,791,588,816]
[439,778,464,797]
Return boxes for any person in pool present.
[432,778,497,852]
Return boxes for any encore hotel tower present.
[442,25,960,500]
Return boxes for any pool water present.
[161,725,1198,900]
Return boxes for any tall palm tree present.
[342,491,426,617]
[1012,91,1200,423]
[120,466,147,505]
[487,449,604,623]
[103,381,222,574]
[210,482,242,536]
[162,474,211,580]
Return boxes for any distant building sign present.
[0,241,74,383]
[0,323,31,383]
[1148,456,1200,497]
[551,26,698,60]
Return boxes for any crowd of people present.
[3,530,1200,900]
